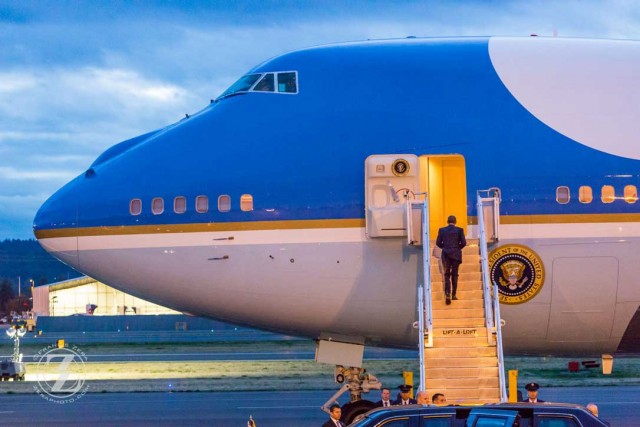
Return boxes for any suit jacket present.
[375,400,392,408]
[392,398,417,405]
[520,399,545,403]
[322,419,344,427]
[436,224,466,262]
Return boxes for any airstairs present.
[408,189,506,404]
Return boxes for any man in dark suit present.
[375,387,393,407]
[521,382,545,403]
[436,215,467,305]
[392,384,417,405]
[322,404,345,427]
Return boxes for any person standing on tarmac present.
[416,390,430,404]
[521,382,544,403]
[393,384,417,405]
[375,388,393,407]
[322,404,346,427]
[436,215,466,305]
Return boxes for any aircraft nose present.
[33,177,81,270]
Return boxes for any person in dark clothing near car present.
[521,382,545,403]
[436,215,466,305]
[393,384,417,405]
[375,388,393,407]
[322,404,345,427]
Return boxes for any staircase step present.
[432,335,492,347]
[430,280,483,289]
[424,356,498,368]
[429,317,487,329]
[425,376,500,390]
[431,272,483,283]
[424,367,499,379]
[425,346,496,360]
[423,386,501,402]
[431,327,487,338]
[430,262,481,275]
[429,242,480,257]
[432,308,485,319]
[432,298,483,310]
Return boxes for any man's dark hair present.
[330,404,341,412]
[432,393,445,403]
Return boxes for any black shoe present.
[445,295,451,305]
[452,295,458,300]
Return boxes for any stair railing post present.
[477,192,495,335]
[493,281,508,401]
[415,194,432,392]
[478,189,507,402]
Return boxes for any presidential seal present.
[391,158,410,176]
[488,244,545,304]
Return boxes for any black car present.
[348,403,610,427]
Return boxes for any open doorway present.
[419,155,467,237]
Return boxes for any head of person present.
[380,388,390,401]
[432,393,446,404]
[416,390,429,404]
[447,215,457,225]
[586,403,599,417]
[525,382,539,400]
[329,404,341,421]
[398,384,412,399]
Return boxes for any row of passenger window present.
[556,185,638,204]
[129,195,254,216]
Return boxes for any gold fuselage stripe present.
[33,219,366,239]
[33,213,640,239]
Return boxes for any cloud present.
[1,0,640,240]
[0,166,75,181]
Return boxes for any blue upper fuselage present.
[33,37,640,233]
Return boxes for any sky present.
[1,0,639,239]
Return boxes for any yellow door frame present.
[419,155,468,237]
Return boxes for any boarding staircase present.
[408,189,506,404]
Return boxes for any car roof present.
[352,402,608,426]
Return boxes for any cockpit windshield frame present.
[217,70,298,100]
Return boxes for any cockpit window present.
[253,73,275,92]
[277,72,297,93]
[218,71,298,100]
[219,74,261,98]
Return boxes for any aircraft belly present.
[64,230,640,354]
[76,236,421,348]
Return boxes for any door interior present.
[419,155,468,237]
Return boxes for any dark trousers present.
[442,253,461,296]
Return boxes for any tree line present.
[0,239,80,313]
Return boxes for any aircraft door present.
[365,155,419,238]
[419,155,468,237]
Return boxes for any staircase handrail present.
[421,199,433,349]
[476,191,495,334]
[493,281,508,401]
[417,196,432,392]
[477,189,507,402]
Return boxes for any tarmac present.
[0,387,637,426]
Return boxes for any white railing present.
[493,281,508,402]
[476,189,506,401]
[413,197,432,392]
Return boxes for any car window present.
[471,417,508,427]
[536,417,579,427]
[421,415,453,426]
[378,417,412,426]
